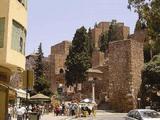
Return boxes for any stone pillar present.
[92,82,95,102]
[0,66,11,120]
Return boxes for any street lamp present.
[88,77,96,103]
[92,80,95,103]
[57,84,63,104]
[87,68,103,103]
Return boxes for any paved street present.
[68,111,127,120]
[34,110,126,120]
[12,110,127,120]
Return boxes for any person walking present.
[16,107,23,120]
[8,105,13,120]
[61,104,65,115]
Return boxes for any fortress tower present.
[108,39,144,112]
[50,41,71,92]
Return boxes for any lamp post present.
[92,80,95,103]
[57,84,63,104]
[88,77,96,103]
[87,68,103,103]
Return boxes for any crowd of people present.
[8,103,53,120]
[8,101,96,120]
[53,101,96,117]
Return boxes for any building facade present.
[26,54,51,83]
[0,0,27,119]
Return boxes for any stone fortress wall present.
[50,41,71,92]
[83,21,143,112]
[49,21,144,112]
[108,39,143,112]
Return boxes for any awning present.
[87,68,103,74]
[16,89,30,99]
[30,93,50,101]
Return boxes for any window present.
[12,20,26,54]
[127,110,135,118]
[17,0,27,9]
[0,18,5,48]
[19,37,23,53]
[133,111,141,120]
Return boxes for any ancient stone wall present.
[130,30,146,43]
[97,22,110,33]
[108,39,143,112]
[97,63,109,99]
[92,50,105,68]
[48,21,144,112]
[82,21,131,107]
[50,54,67,92]
[113,23,130,41]
[130,39,144,108]
[50,41,71,92]
[91,21,130,50]
[91,27,102,49]
[53,54,67,74]
[91,22,110,49]
[123,26,130,40]
[51,41,71,55]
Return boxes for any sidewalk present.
[12,113,71,120]
[41,113,70,120]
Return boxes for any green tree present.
[34,43,44,81]
[94,22,98,28]
[33,75,52,96]
[134,19,147,32]
[100,32,109,53]
[128,0,160,56]
[32,43,52,96]
[65,26,91,87]
[108,20,118,42]
[140,55,160,108]
[129,0,160,109]
[88,28,93,56]
[144,41,152,63]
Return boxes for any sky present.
[26,0,138,57]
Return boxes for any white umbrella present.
[80,98,92,103]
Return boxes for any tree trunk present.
[150,48,153,59]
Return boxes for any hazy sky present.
[26,0,138,56]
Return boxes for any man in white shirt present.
[17,106,26,120]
